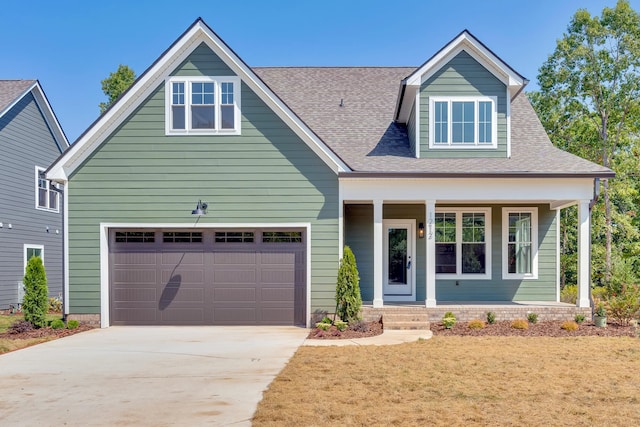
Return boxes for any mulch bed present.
[431,320,638,337]
[0,323,96,340]
[307,320,383,339]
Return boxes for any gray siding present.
[407,103,416,157]
[67,43,339,317]
[0,93,64,308]
[345,203,557,303]
[419,51,508,158]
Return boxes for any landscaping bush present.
[334,320,348,332]
[574,313,586,324]
[527,313,538,324]
[315,322,331,331]
[605,284,640,326]
[511,319,529,330]
[560,285,577,304]
[592,285,609,301]
[50,319,65,329]
[67,320,80,329]
[335,246,362,322]
[22,256,49,328]
[561,321,579,331]
[349,320,371,333]
[486,311,496,324]
[320,316,332,325]
[8,320,33,334]
[468,319,485,329]
[442,312,457,329]
[48,295,62,312]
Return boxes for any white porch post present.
[577,200,591,308]
[373,200,384,308]
[425,200,437,307]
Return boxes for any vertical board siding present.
[67,44,339,315]
[0,93,64,308]
[345,203,557,303]
[420,51,508,158]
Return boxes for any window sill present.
[503,274,538,280]
[165,129,241,136]
[436,273,492,281]
[36,206,59,213]
[429,144,497,149]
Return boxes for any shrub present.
[605,284,640,326]
[527,313,538,324]
[560,285,577,304]
[334,320,348,332]
[561,321,579,331]
[595,302,607,317]
[315,322,331,331]
[442,312,457,329]
[592,286,609,301]
[67,320,80,329]
[486,311,496,324]
[574,313,586,324]
[8,320,33,334]
[320,316,332,325]
[511,319,529,330]
[335,246,362,322]
[22,256,49,328]
[48,295,63,312]
[50,319,65,329]
[468,319,485,329]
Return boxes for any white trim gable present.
[47,19,349,183]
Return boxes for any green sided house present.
[47,19,613,328]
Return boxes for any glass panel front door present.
[383,220,414,298]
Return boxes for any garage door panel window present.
[163,232,203,243]
[115,231,155,243]
[262,231,303,243]
[215,231,254,243]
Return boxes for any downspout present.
[588,178,601,317]
[50,184,66,322]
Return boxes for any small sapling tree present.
[22,256,49,328]
[335,246,362,322]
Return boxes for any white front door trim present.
[383,219,416,301]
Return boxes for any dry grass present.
[253,336,640,426]
[0,313,65,354]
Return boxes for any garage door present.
[109,229,306,326]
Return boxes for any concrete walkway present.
[0,326,308,426]
[303,329,433,346]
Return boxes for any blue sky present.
[2,0,635,142]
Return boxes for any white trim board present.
[98,222,312,328]
[47,19,348,184]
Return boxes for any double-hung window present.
[35,167,58,212]
[502,208,538,279]
[435,208,491,279]
[166,76,241,135]
[430,96,497,148]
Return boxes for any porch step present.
[362,306,431,330]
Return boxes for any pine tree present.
[335,246,362,322]
[22,256,49,328]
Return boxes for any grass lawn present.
[253,336,640,426]
[0,313,64,354]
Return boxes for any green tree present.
[335,246,362,322]
[99,64,136,113]
[22,256,49,328]
[532,0,640,286]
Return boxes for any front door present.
[383,220,415,300]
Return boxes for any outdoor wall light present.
[418,222,425,239]
[191,200,208,216]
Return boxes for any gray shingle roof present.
[254,67,612,177]
[0,80,36,115]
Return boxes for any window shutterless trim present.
[435,207,492,280]
[35,166,59,213]
[428,96,498,149]
[165,76,241,135]
[502,207,538,280]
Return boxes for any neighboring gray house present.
[0,80,68,309]
[47,20,612,327]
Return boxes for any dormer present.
[395,30,528,159]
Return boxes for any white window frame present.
[435,207,492,280]
[165,76,241,135]
[502,207,538,280]
[24,244,44,272]
[429,96,498,148]
[35,166,59,212]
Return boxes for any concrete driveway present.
[0,326,308,426]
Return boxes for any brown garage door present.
[109,229,306,326]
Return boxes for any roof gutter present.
[338,171,616,179]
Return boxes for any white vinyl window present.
[166,76,241,135]
[24,244,44,272]
[435,207,492,280]
[502,208,538,280]
[429,96,497,148]
[35,167,59,212]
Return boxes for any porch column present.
[373,200,384,308]
[425,200,437,307]
[577,200,591,308]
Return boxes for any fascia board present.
[31,82,70,151]
[48,21,349,183]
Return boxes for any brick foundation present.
[66,314,101,326]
